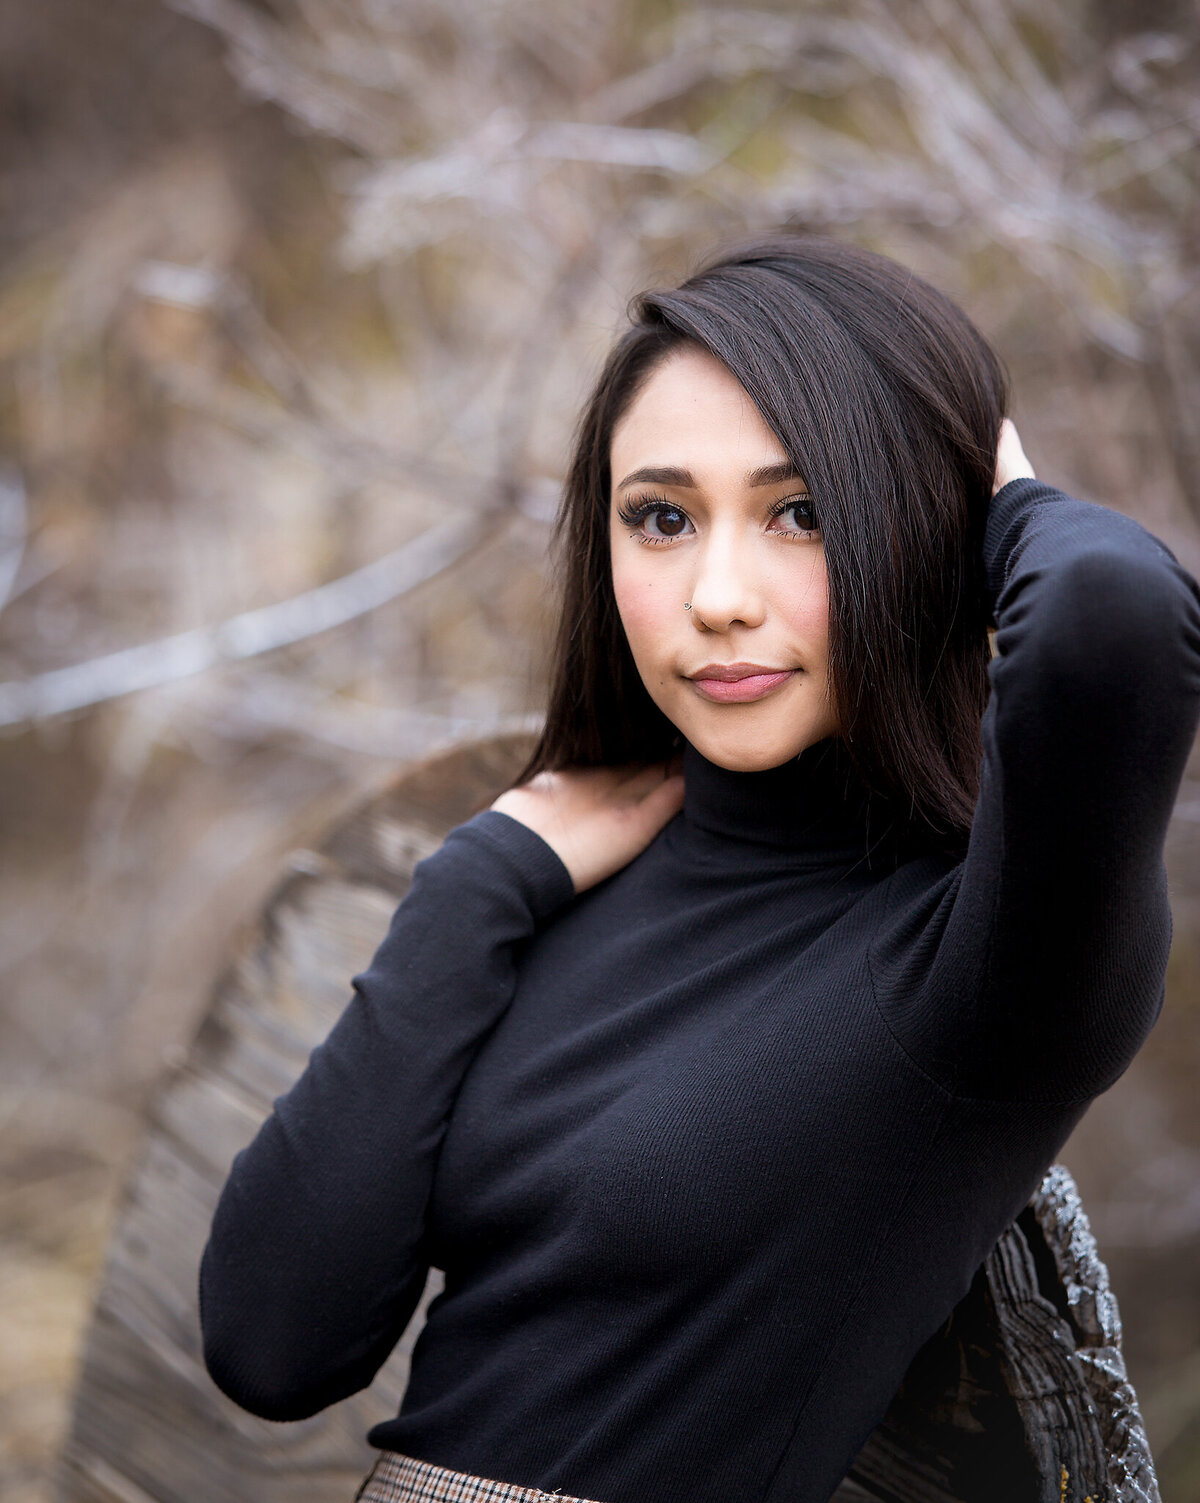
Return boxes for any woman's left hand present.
[993,417,1036,496]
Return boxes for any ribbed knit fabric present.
[199,478,1200,1503]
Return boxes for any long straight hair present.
[510,234,1009,853]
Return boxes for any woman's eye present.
[772,496,819,535]
[644,506,691,539]
[616,499,694,543]
[615,494,818,544]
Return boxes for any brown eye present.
[647,507,689,538]
[771,495,819,535]
[615,497,696,545]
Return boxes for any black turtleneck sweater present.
[199,478,1200,1503]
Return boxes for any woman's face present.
[609,344,839,772]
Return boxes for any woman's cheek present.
[613,570,673,676]
[779,555,831,648]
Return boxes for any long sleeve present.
[873,477,1200,1103]
[198,808,575,1421]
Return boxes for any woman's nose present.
[686,538,766,631]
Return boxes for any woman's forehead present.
[610,348,790,482]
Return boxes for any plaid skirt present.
[355,1450,608,1503]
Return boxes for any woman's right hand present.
[490,757,685,895]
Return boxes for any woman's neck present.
[679,735,907,867]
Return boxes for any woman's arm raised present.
[873,425,1200,1103]
[198,810,576,1420]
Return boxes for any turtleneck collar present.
[679,734,907,867]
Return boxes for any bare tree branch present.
[0,506,525,726]
[174,670,543,760]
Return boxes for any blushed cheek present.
[778,559,831,656]
[612,567,673,679]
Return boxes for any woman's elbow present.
[200,1313,380,1421]
[1024,547,1200,704]
[202,1334,329,1422]
[1061,548,1200,655]
[197,1249,375,1421]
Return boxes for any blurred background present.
[1,0,1199,1498]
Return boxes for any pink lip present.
[688,667,796,703]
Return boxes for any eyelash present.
[615,493,820,546]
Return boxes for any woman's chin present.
[674,712,835,773]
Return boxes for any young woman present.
[198,236,1200,1503]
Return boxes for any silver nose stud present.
[684,602,691,610]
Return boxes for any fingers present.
[612,757,681,788]
[643,764,685,800]
[607,761,684,818]
[627,766,685,832]
[652,773,686,810]
[993,417,1036,495]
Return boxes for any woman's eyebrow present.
[615,462,804,490]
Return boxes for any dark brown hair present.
[510,233,1009,852]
